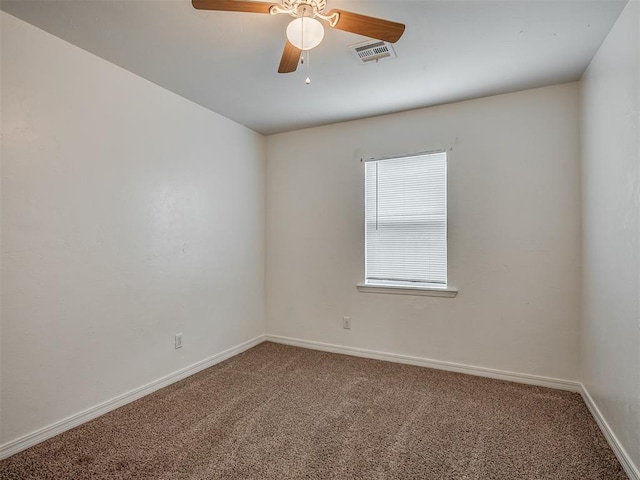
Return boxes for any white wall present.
[580,0,640,472]
[266,83,581,382]
[0,12,265,446]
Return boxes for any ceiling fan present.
[192,0,405,74]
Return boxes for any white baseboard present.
[264,334,581,392]
[266,335,640,477]
[0,334,266,460]
[6,332,636,480]
[581,385,640,480]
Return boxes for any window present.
[362,151,451,294]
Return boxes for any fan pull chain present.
[299,9,311,85]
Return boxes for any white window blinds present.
[365,151,447,288]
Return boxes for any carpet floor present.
[0,342,627,479]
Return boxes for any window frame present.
[359,149,457,298]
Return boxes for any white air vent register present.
[349,40,397,64]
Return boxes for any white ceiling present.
[1,0,627,135]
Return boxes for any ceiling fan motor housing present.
[283,0,326,17]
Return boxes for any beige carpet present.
[0,342,627,479]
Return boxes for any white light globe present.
[286,17,324,51]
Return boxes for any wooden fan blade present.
[192,0,275,14]
[278,41,302,73]
[326,9,405,43]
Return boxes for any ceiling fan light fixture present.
[286,17,324,50]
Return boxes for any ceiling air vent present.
[349,40,397,64]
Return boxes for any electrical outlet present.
[343,316,351,329]
[175,333,183,349]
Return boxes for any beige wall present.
[266,83,581,382]
[1,12,265,445]
[580,0,640,473]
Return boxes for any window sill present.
[357,283,458,298]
